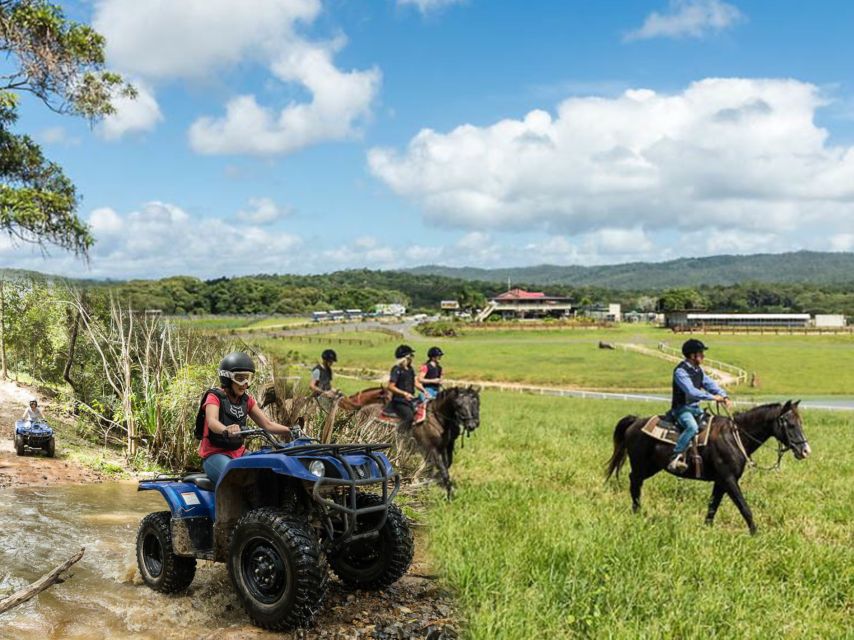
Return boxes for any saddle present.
[641,412,713,477]
[641,412,712,446]
[377,401,428,429]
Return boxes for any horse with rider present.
[308,344,480,498]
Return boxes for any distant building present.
[440,300,460,311]
[814,314,847,328]
[475,288,573,322]
[582,303,622,323]
[666,312,811,329]
[375,303,406,317]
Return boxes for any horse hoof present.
[705,518,715,527]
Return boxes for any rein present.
[718,405,789,472]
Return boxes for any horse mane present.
[734,402,784,425]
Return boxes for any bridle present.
[722,405,807,471]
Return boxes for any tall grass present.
[425,391,853,638]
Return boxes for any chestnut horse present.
[605,401,810,533]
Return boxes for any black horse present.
[605,401,811,533]
[412,386,481,499]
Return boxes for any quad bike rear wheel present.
[329,492,414,589]
[14,435,24,456]
[136,511,196,593]
[228,507,327,630]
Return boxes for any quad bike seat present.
[182,473,214,491]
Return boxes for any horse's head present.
[448,386,480,434]
[774,400,811,460]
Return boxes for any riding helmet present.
[395,344,416,359]
[218,352,255,385]
[321,348,338,363]
[681,339,708,358]
[427,346,444,358]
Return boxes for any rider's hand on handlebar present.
[226,424,242,437]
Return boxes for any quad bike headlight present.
[308,460,325,477]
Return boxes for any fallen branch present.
[0,548,85,615]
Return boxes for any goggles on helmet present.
[220,370,255,386]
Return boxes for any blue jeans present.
[423,387,439,400]
[202,453,232,486]
[672,405,704,455]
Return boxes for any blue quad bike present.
[14,419,55,457]
[136,428,414,630]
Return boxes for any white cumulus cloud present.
[397,0,466,15]
[92,0,378,153]
[98,81,163,140]
[368,78,854,247]
[625,0,744,41]
[189,41,380,155]
[237,197,293,225]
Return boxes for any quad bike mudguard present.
[138,479,216,557]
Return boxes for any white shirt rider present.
[23,403,44,422]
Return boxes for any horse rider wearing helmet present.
[197,352,292,485]
[310,349,340,410]
[418,346,445,399]
[385,344,425,432]
[667,339,732,473]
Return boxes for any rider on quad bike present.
[22,398,44,423]
[198,352,292,485]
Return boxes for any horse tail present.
[605,415,637,480]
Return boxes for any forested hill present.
[407,251,854,289]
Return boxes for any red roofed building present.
[476,288,574,321]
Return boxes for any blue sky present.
[4,0,854,279]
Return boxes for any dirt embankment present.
[0,379,105,489]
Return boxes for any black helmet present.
[427,346,444,358]
[218,352,255,386]
[681,339,708,358]
[321,349,338,363]
[395,344,415,359]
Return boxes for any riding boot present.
[667,453,688,473]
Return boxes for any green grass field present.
[262,327,677,391]
[424,391,852,638]
[261,324,854,397]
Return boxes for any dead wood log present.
[0,548,85,615]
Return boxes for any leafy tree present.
[0,0,133,254]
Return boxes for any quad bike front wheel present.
[329,493,414,590]
[14,435,24,456]
[136,511,196,593]
[44,437,55,458]
[228,507,327,630]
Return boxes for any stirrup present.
[667,454,688,473]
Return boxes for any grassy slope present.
[261,324,854,396]
[426,391,852,638]
[262,326,676,391]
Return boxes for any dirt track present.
[0,379,104,489]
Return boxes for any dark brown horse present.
[605,401,811,533]
[413,387,481,498]
[357,386,481,499]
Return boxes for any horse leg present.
[629,470,643,513]
[705,482,726,526]
[429,447,453,500]
[723,477,757,534]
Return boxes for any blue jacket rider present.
[668,339,732,473]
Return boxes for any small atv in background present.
[14,419,55,457]
[136,428,414,630]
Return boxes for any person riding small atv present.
[136,426,414,630]
[14,419,55,457]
